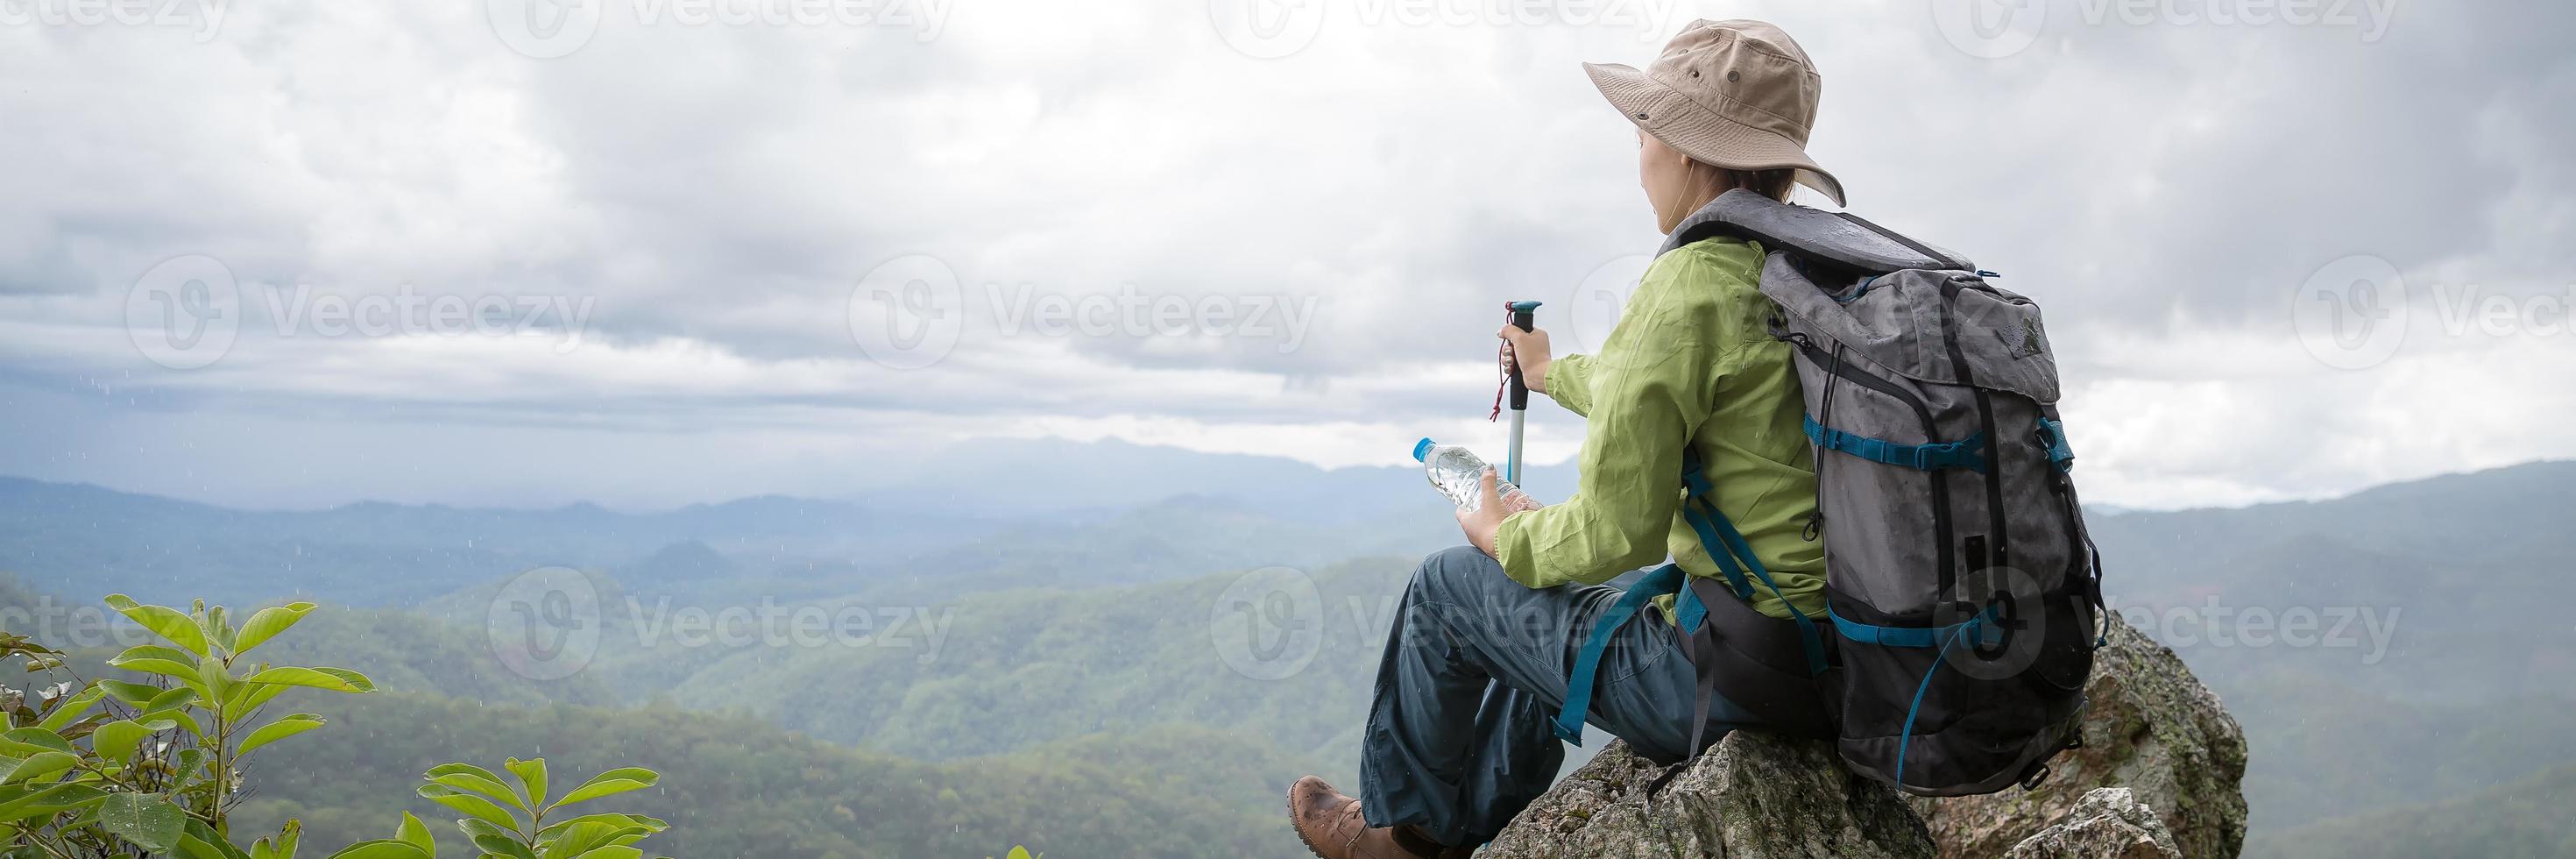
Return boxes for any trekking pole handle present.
[1506,301,1541,410]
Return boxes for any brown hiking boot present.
[1287,776,1471,859]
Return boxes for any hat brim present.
[1583,61,1847,208]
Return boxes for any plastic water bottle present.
[1414,437,1520,513]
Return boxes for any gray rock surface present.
[1478,731,1934,859]
[1914,614,2248,859]
[1478,613,2246,859]
[2005,788,2183,859]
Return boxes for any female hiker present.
[1290,19,1851,859]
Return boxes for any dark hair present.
[1730,167,1799,203]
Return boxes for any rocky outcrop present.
[2005,788,2183,859]
[1481,614,2246,859]
[1479,732,1933,859]
[1914,614,2248,859]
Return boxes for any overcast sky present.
[0,0,2568,511]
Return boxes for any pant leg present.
[1359,546,1766,845]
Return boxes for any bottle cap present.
[1412,437,1436,462]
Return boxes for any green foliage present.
[0,594,375,856]
[238,694,1306,858]
[0,594,675,859]
[322,758,669,859]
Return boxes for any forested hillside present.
[4,458,2572,855]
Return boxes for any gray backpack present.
[1670,190,2106,796]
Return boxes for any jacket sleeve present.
[1494,253,1730,588]
[1544,353,1597,417]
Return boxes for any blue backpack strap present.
[1552,564,1685,744]
[1890,607,1998,789]
[1681,449,1829,676]
[2036,416,2075,472]
[1804,415,1986,472]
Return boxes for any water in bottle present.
[1413,437,1519,513]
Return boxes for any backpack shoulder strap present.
[1656,189,1977,274]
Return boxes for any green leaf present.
[143,685,200,715]
[224,679,294,718]
[238,666,376,694]
[195,652,233,702]
[231,603,317,657]
[472,833,538,859]
[248,819,302,859]
[420,784,524,834]
[96,679,162,704]
[0,752,78,785]
[94,720,155,762]
[396,811,436,855]
[505,757,549,810]
[98,793,186,853]
[565,847,644,859]
[206,605,237,654]
[104,595,209,657]
[426,763,525,809]
[184,818,255,859]
[549,767,658,810]
[456,816,517,843]
[322,840,432,859]
[237,714,325,757]
[34,685,103,734]
[0,728,76,756]
[0,783,107,821]
[106,645,202,680]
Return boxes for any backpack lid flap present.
[1660,189,1974,274]
[1761,259,2063,404]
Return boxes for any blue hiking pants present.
[1358,546,1766,847]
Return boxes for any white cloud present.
[0,0,2570,510]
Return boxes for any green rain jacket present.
[1492,235,1828,622]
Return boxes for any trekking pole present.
[1504,301,1542,486]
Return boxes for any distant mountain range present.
[8,447,2574,852]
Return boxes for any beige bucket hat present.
[1585,19,1846,207]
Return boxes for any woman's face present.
[1638,129,1699,234]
